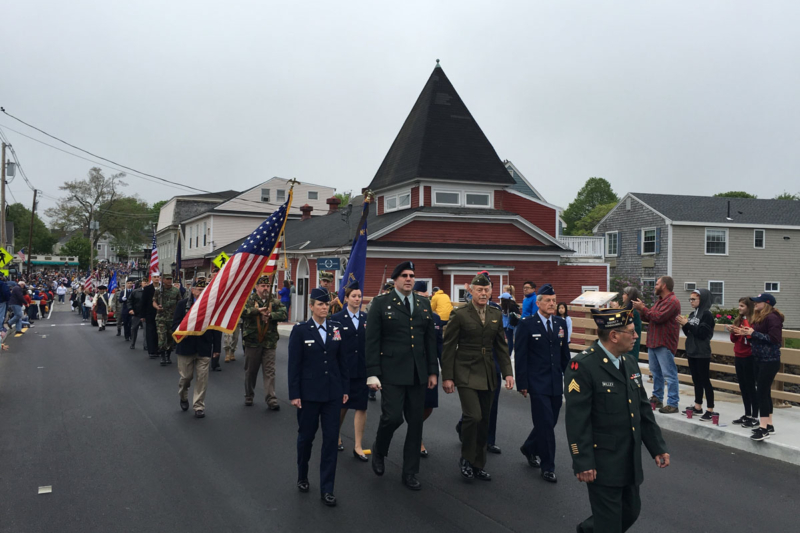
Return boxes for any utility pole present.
[1,142,6,252]
[26,189,37,276]
[89,205,95,274]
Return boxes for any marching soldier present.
[241,274,287,409]
[319,271,343,314]
[565,308,670,532]
[515,283,570,483]
[93,285,110,331]
[143,273,162,359]
[223,321,242,363]
[366,261,438,491]
[288,288,349,506]
[442,274,513,481]
[115,279,134,340]
[154,273,182,366]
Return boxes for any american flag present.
[149,229,159,278]
[83,271,94,292]
[263,238,282,274]
[173,192,292,342]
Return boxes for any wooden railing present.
[567,306,800,405]
[558,236,605,257]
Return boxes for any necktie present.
[404,297,411,313]
[547,319,553,337]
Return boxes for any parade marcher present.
[143,273,161,359]
[223,322,241,363]
[412,280,443,458]
[442,274,513,481]
[115,280,134,340]
[332,281,369,460]
[154,273,182,366]
[242,274,287,409]
[173,277,221,418]
[288,288,349,506]
[319,272,343,314]
[676,289,716,420]
[129,280,148,351]
[515,283,570,483]
[565,307,670,533]
[93,285,110,332]
[365,261,438,491]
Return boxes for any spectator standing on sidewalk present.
[556,303,572,344]
[621,287,643,363]
[727,297,758,428]
[520,281,538,318]
[676,289,716,421]
[734,293,784,441]
[632,276,681,414]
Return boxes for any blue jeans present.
[8,304,24,333]
[649,346,680,407]
[0,301,6,332]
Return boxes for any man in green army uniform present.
[441,274,513,482]
[319,271,342,314]
[224,322,242,363]
[242,274,287,410]
[154,273,182,367]
[565,307,670,533]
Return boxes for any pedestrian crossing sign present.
[212,252,230,270]
[0,247,12,269]
[0,269,8,277]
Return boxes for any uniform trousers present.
[145,317,158,355]
[457,387,494,469]
[578,483,641,533]
[157,319,176,353]
[178,355,210,410]
[297,399,340,494]
[119,309,132,338]
[374,382,426,476]
[224,326,241,355]
[131,319,147,350]
[244,345,278,406]
[522,393,562,472]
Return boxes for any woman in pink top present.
[726,297,758,428]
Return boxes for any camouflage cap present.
[256,274,272,285]
[319,271,334,282]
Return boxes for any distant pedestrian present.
[56,284,67,303]
[726,297,758,428]
[430,286,453,322]
[676,289,716,421]
[556,302,572,344]
[279,279,292,320]
[521,281,538,318]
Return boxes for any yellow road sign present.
[212,252,231,270]
[0,248,12,269]
[0,269,8,277]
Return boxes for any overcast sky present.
[3,1,799,220]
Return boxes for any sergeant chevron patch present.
[568,379,580,393]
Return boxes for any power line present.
[0,109,306,212]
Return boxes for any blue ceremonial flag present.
[338,194,372,303]
[108,271,118,293]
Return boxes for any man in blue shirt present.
[521,281,538,317]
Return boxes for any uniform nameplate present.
[305,340,314,345]
[531,334,541,338]
[602,381,615,388]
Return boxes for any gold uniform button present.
[607,389,611,392]
[411,344,414,348]
[593,444,597,448]
[603,358,608,363]
[631,413,634,418]
[411,336,414,339]
[632,427,635,431]
[410,327,413,330]
[628,399,632,404]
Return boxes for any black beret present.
[413,280,428,292]
[538,284,555,296]
[591,308,634,330]
[310,287,330,303]
[390,261,415,279]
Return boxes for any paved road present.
[1,306,797,533]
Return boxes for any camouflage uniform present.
[156,285,182,359]
[241,291,287,407]
[224,322,242,362]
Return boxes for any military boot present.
[160,352,167,366]
[166,350,173,365]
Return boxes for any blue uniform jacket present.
[288,319,350,403]
[515,314,570,396]
[331,309,367,379]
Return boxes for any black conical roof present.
[368,65,515,191]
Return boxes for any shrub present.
[711,306,738,325]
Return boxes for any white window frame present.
[465,191,491,207]
[642,278,656,294]
[641,227,657,255]
[397,192,411,208]
[708,280,725,306]
[581,285,600,293]
[754,229,765,249]
[433,189,461,207]
[605,231,619,257]
[261,188,270,202]
[308,191,319,200]
[764,282,780,292]
[276,189,286,202]
[705,228,729,256]
[384,190,412,213]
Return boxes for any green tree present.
[572,202,618,236]
[774,191,799,200]
[150,199,168,215]
[714,191,757,199]
[60,235,92,270]
[562,178,618,235]
[334,191,352,207]
[7,203,57,254]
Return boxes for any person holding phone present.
[726,298,758,427]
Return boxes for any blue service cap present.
[538,284,555,296]
[413,280,428,292]
[310,287,331,303]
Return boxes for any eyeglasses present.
[399,274,415,279]
[614,329,637,336]
[689,298,699,301]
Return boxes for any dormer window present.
[384,191,411,212]
[434,191,460,206]
[261,188,270,202]
[465,192,490,206]
[433,188,492,208]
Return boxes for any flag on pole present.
[108,271,118,293]
[149,229,159,279]
[173,191,293,342]
[83,270,94,292]
[338,194,372,303]
[263,238,282,275]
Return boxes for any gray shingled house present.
[594,193,800,328]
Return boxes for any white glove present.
[367,376,382,388]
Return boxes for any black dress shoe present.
[420,449,429,458]
[245,399,254,406]
[194,410,205,419]
[353,450,368,462]
[474,468,492,481]
[268,404,280,411]
[541,471,557,483]
[372,448,385,476]
[487,444,502,454]
[180,399,189,412]
[129,344,135,350]
[455,422,462,443]
[297,479,309,493]
[116,331,121,336]
[459,458,474,480]
[337,443,345,452]
[401,474,421,490]
[520,446,541,468]
[321,493,337,506]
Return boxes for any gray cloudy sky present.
[3,1,799,219]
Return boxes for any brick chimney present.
[300,204,314,221]
[326,196,341,214]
